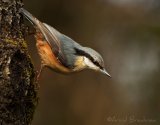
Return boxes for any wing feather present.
[38,23,67,63]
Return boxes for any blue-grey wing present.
[40,23,67,65]
[43,23,77,68]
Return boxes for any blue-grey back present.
[44,23,82,68]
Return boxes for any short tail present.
[20,8,47,39]
[20,8,39,26]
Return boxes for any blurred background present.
[24,0,160,125]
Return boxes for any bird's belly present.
[36,40,70,73]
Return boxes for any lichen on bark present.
[0,0,38,125]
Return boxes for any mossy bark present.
[0,0,38,125]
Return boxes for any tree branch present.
[0,0,38,125]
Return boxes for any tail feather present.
[20,8,47,39]
[20,8,39,26]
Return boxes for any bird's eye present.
[93,61,103,70]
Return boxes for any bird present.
[20,8,111,79]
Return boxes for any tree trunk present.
[0,0,38,125]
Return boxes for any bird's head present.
[74,47,111,77]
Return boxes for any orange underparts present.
[36,39,70,73]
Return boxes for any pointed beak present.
[101,69,111,77]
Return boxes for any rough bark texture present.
[0,0,38,125]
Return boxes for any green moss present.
[20,40,28,49]
[5,39,28,49]
[5,39,18,46]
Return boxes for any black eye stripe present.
[74,48,103,69]
[93,61,103,69]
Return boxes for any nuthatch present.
[20,8,111,78]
